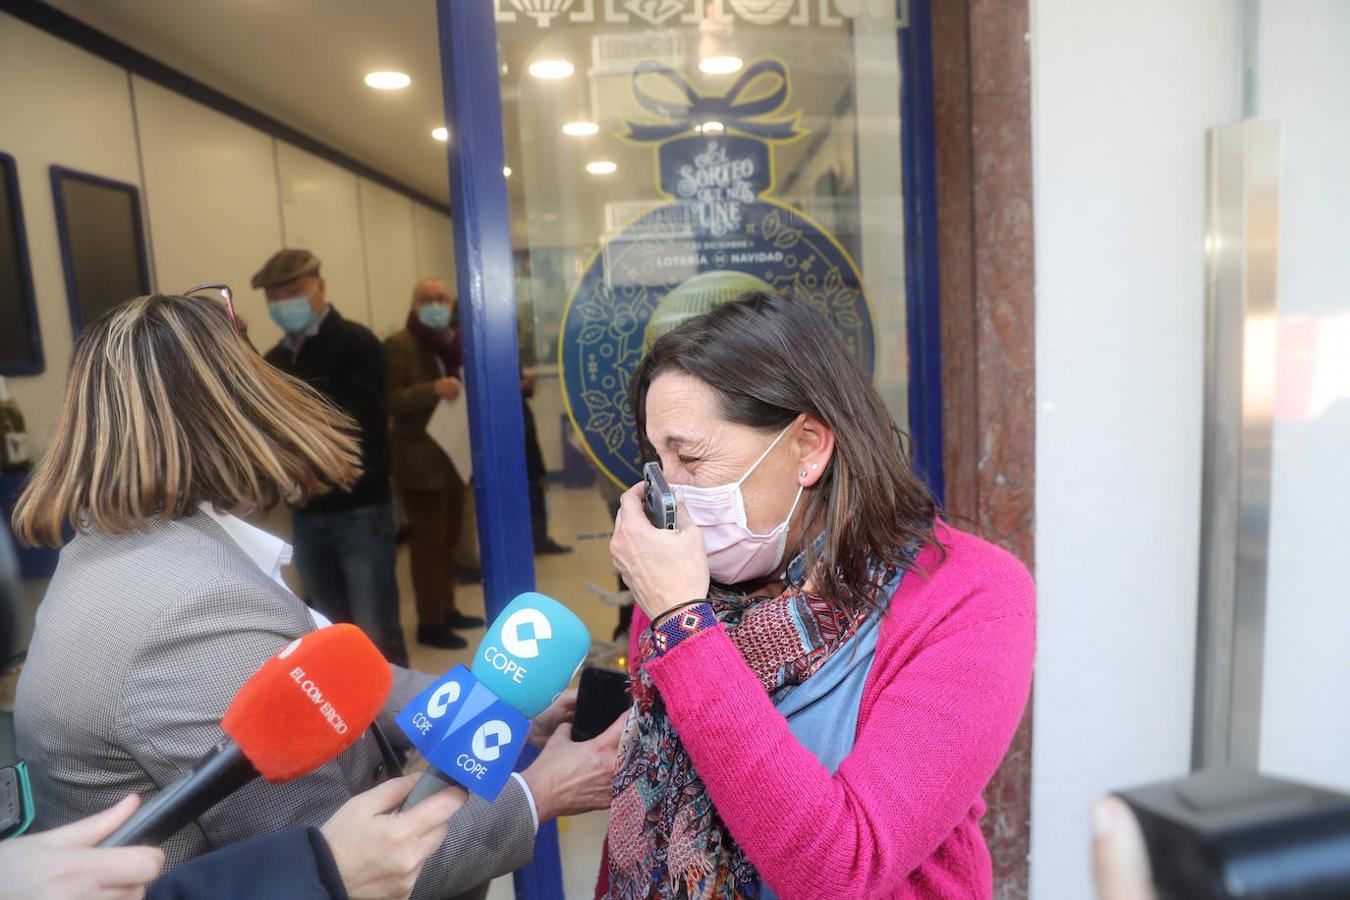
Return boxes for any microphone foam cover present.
[222,624,391,782]
[472,592,591,718]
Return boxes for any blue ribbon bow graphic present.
[625,58,804,143]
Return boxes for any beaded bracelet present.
[652,601,717,656]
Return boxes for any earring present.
[798,470,807,478]
[811,463,819,471]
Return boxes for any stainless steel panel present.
[1194,120,1281,769]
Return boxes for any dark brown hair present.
[631,292,940,612]
[13,293,361,546]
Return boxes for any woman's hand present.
[320,775,466,900]
[609,482,710,622]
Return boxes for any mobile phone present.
[643,461,677,530]
[1116,768,1350,899]
[0,763,35,840]
[571,665,631,742]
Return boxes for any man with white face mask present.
[384,278,485,650]
[254,248,409,667]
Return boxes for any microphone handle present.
[100,741,256,847]
[400,767,460,812]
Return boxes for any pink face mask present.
[675,424,804,585]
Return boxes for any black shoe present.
[456,566,482,584]
[447,611,485,630]
[417,625,468,649]
[535,536,573,555]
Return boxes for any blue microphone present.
[397,592,591,806]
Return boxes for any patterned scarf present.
[605,549,903,899]
[406,310,461,377]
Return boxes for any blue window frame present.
[436,3,945,898]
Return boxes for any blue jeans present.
[291,502,409,667]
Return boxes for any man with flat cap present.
[253,248,408,666]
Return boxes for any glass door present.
[438,2,942,896]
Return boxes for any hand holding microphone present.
[396,592,623,816]
[321,774,466,900]
[102,624,392,848]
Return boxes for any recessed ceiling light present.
[503,166,513,177]
[586,160,617,175]
[698,121,726,134]
[699,56,743,75]
[528,59,574,80]
[431,127,448,141]
[562,121,600,137]
[365,71,411,90]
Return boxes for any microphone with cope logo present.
[396,592,591,807]
[101,624,391,847]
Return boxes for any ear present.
[794,413,834,487]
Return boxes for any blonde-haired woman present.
[12,291,617,896]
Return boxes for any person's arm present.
[340,331,392,443]
[117,580,539,895]
[116,579,348,849]
[385,335,440,417]
[147,827,340,900]
[639,555,1035,900]
[0,795,164,900]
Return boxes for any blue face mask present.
[417,302,452,331]
[269,296,315,334]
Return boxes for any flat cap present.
[251,248,321,289]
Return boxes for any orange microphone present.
[101,624,391,847]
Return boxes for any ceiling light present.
[699,56,743,75]
[586,160,617,175]
[562,120,600,137]
[431,127,448,142]
[698,121,725,134]
[365,71,411,90]
[503,166,512,177]
[528,59,574,80]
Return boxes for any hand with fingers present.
[433,377,462,401]
[528,687,578,749]
[321,774,467,900]
[0,794,165,900]
[609,482,709,624]
[1091,796,1158,900]
[522,710,630,822]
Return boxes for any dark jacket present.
[264,307,390,512]
[384,328,460,492]
[148,826,346,899]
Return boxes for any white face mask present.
[676,424,804,584]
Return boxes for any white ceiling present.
[43,1,870,248]
[47,0,454,201]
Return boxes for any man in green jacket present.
[384,278,484,649]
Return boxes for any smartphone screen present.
[572,666,631,742]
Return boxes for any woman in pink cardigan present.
[601,293,1035,899]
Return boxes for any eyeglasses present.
[183,283,238,334]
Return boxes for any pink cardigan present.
[603,524,1036,899]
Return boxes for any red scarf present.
[407,311,462,377]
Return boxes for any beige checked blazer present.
[15,514,535,899]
